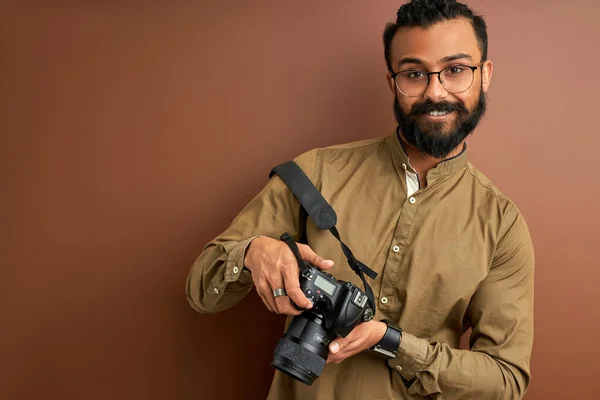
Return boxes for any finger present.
[328,343,362,364]
[287,286,313,310]
[258,280,279,313]
[326,353,335,364]
[255,283,274,313]
[297,244,334,270]
[280,264,313,310]
[328,348,356,364]
[272,273,303,315]
[326,340,343,364]
[327,336,364,364]
[275,296,303,316]
[267,272,289,314]
[257,290,274,313]
[253,272,277,313]
[337,338,364,355]
[329,329,359,354]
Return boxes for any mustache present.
[410,99,468,116]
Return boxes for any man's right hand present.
[243,235,335,315]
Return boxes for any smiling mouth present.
[429,110,451,116]
[421,110,454,120]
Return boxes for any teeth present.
[429,110,449,116]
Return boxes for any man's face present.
[387,18,493,159]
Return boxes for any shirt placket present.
[378,169,420,314]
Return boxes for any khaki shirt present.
[186,131,535,400]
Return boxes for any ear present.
[386,72,396,94]
[481,60,494,93]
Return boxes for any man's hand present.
[326,320,387,364]
[244,235,334,315]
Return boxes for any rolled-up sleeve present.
[185,149,320,314]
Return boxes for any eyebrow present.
[397,53,473,68]
[441,53,473,63]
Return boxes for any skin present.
[244,236,334,315]
[245,17,495,366]
[387,18,494,186]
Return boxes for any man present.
[186,0,534,399]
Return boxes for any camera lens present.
[271,312,335,386]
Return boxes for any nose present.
[423,73,448,102]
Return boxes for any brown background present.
[2,1,599,399]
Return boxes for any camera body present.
[271,256,374,386]
[297,264,374,337]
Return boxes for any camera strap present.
[269,161,377,314]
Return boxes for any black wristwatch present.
[369,319,403,358]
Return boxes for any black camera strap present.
[270,161,377,314]
[280,232,311,276]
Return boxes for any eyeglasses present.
[391,62,484,97]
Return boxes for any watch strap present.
[370,319,402,358]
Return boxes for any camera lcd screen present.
[314,275,336,296]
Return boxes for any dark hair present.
[383,0,488,72]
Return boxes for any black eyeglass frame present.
[390,61,485,97]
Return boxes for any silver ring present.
[272,288,287,298]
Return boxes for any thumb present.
[329,341,341,354]
[329,336,349,354]
[298,244,334,270]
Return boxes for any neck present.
[398,133,465,187]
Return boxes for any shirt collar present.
[385,128,468,179]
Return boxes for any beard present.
[394,87,487,159]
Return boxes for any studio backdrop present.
[2,1,599,399]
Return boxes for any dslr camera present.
[271,232,375,386]
[268,160,378,386]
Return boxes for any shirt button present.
[393,245,400,253]
[396,365,403,371]
[213,288,219,294]
[380,297,388,304]
[233,266,239,274]
[409,197,416,204]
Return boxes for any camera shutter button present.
[380,297,389,304]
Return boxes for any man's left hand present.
[326,320,387,364]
